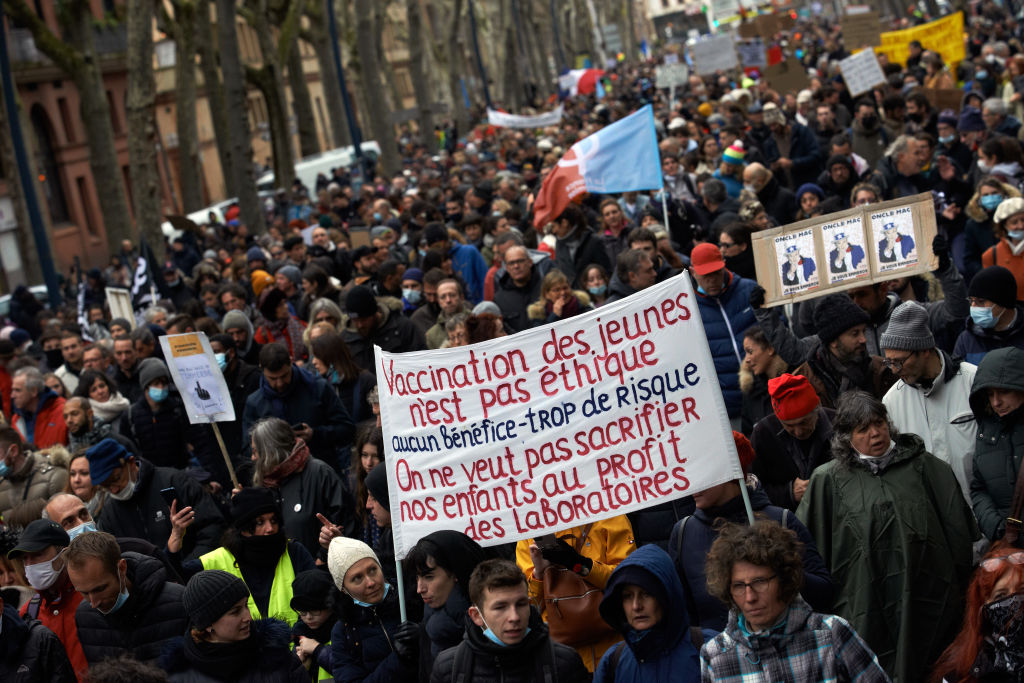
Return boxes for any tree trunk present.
[622,0,636,63]
[196,0,234,199]
[170,1,203,212]
[499,0,521,110]
[215,0,265,232]
[354,0,401,177]
[126,0,164,260]
[406,0,434,142]
[287,41,320,158]
[305,0,351,150]
[243,0,296,190]
[0,80,45,285]
[373,1,403,113]
[5,0,135,253]
[446,0,470,135]
[582,0,607,67]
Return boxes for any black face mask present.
[983,592,1024,673]
[862,115,878,128]
[239,530,287,567]
[45,349,64,370]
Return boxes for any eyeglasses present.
[297,608,325,617]
[730,574,777,597]
[719,241,736,249]
[882,352,916,371]
[981,552,1024,572]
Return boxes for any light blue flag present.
[595,78,606,100]
[574,104,661,194]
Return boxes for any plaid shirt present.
[700,599,891,682]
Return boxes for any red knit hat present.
[767,373,820,421]
[732,430,756,475]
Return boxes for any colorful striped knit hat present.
[722,141,745,165]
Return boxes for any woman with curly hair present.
[797,391,979,681]
[700,520,888,682]
[931,544,1024,682]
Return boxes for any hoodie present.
[594,545,701,683]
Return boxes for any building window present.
[29,105,70,224]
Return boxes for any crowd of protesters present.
[1,2,1024,681]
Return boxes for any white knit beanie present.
[327,537,379,591]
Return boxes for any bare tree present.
[196,0,235,198]
[126,0,164,258]
[158,0,204,212]
[406,0,434,140]
[215,0,265,231]
[287,40,320,158]
[3,0,134,253]
[353,0,400,176]
[302,0,351,149]
[0,80,46,284]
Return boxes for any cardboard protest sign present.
[376,274,743,557]
[839,49,886,96]
[738,39,767,68]
[655,63,689,88]
[105,288,135,329]
[763,57,810,94]
[841,12,881,50]
[159,332,235,423]
[690,35,739,75]
[752,193,938,306]
[875,12,964,68]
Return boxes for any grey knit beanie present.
[138,357,170,389]
[183,570,250,629]
[879,301,934,351]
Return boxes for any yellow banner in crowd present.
[874,12,965,68]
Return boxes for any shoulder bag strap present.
[573,523,595,553]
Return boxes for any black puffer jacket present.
[0,604,76,682]
[341,302,426,377]
[331,582,417,683]
[493,268,544,333]
[418,586,471,683]
[96,458,225,562]
[161,618,307,682]
[750,408,836,511]
[430,608,589,683]
[970,347,1024,540]
[75,552,188,665]
[120,393,218,475]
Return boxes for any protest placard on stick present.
[375,274,744,557]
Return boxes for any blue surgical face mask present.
[479,613,531,647]
[1009,230,1024,241]
[977,70,989,80]
[351,582,391,608]
[0,461,9,478]
[980,194,1003,212]
[403,288,422,304]
[148,386,169,403]
[971,305,998,328]
[373,212,383,222]
[68,521,98,541]
[588,284,607,297]
[938,134,956,145]
[328,368,340,384]
[214,353,227,371]
[98,570,130,615]
[697,285,707,295]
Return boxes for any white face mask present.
[106,468,137,501]
[25,550,64,591]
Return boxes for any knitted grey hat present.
[879,301,934,351]
[183,570,250,629]
[138,357,170,389]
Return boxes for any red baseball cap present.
[690,242,727,276]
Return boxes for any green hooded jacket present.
[797,433,978,682]
[969,346,1024,540]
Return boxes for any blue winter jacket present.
[594,545,701,683]
[692,272,758,417]
[449,243,488,304]
[667,486,835,633]
[761,122,823,189]
[953,303,1024,365]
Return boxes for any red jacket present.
[21,573,87,680]
[11,391,67,449]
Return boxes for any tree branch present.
[2,0,84,73]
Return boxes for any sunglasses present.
[981,552,1024,572]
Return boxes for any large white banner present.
[376,274,742,558]
[486,106,564,129]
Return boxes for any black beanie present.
[969,266,1018,310]
[813,294,871,346]
[365,464,390,509]
[183,570,250,629]
[290,569,334,611]
[230,487,279,529]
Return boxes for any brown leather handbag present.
[541,524,617,647]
